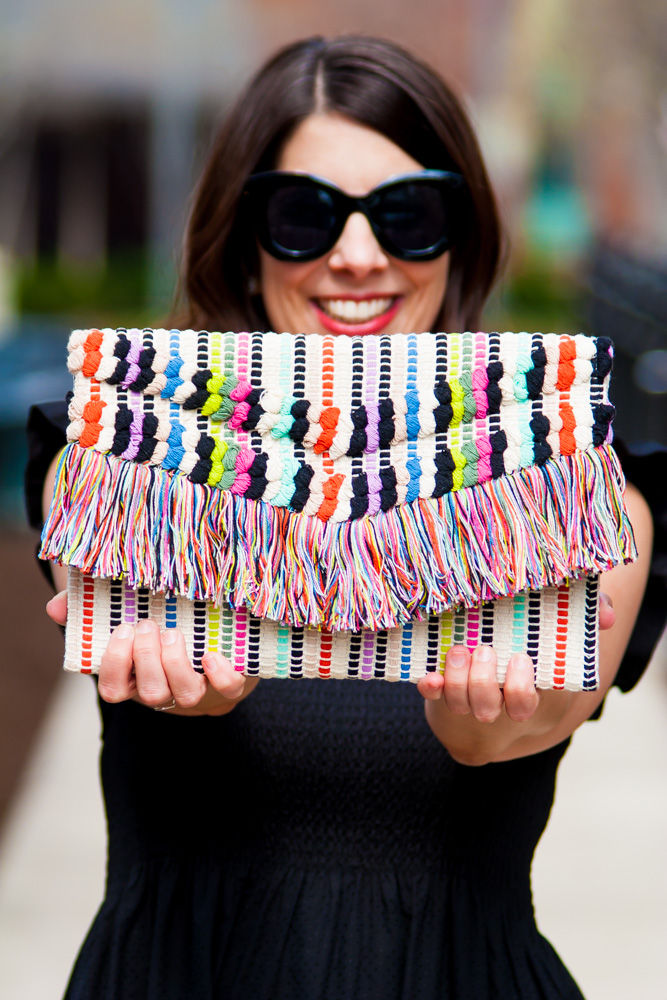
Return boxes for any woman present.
[31,35,655,1000]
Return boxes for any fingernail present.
[201,654,215,672]
[162,630,177,645]
[114,623,133,639]
[475,645,492,662]
[600,591,613,609]
[513,655,529,670]
[449,650,466,668]
[136,619,154,634]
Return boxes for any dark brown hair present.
[178,35,504,332]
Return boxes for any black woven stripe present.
[527,591,541,669]
[289,626,304,678]
[107,333,131,386]
[246,614,261,675]
[379,465,398,511]
[374,630,388,679]
[109,580,123,632]
[350,338,365,486]
[349,472,369,520]
[110,404,133,455]
[490,430,507,479]
[527,333,546,400]
[433,449,455,496]
[583,576,599,689]
[136,587,150,619]
[192,600,207,671]
[426,615,440,672]
[290,463,314,512]
[244,452,269,501]
[480,602,495,647]
[347,632,362,677]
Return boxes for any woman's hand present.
[418,646,540,724]
[417,591,619,765]
[46,590,258,716]
[416,591,616,724]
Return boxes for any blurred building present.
[2,0,666,285]
[0,0,665,463]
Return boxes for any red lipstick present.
[311,297,402,336]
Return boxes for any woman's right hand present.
[46,590,258,716]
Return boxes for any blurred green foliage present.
[15,251,589,336]
[15,253,165,327]
[482,255,589,335]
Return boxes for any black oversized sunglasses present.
[243,169,466,262]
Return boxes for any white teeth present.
[319,297,394,323]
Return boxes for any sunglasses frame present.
[244,169,466,262]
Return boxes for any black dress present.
[26,404,666,1000]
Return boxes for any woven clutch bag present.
[41,328,636,690]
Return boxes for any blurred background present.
[0,1,666,997]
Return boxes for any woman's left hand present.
[416,592,620,764]
[417,591,616,724]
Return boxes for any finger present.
[98,623,138,703]
[502,653,540,722]
[417,672,445,700]
[443,645,472,715]
[46,590,68,626]
[160,629,207,708]
[202,652,258,703]
[599,591,616,631]
[132,619,172,706]
[467,645,503,723]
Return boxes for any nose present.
[328,212,389,277]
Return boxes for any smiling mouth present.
[316,297,397,324]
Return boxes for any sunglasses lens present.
[265,184,337,257]
[375,182,450,255]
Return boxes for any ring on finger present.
[153,698,176,712]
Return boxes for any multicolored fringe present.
[42,438,635,633]
[65,568,600,691]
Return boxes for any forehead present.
[276,112,424,196]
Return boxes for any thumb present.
[201,651,260,703]
[46,590,68,626]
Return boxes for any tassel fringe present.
[40,443,636,632]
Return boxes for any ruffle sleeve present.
[612,438,667,692]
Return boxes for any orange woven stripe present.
[556,337,576,390]
[82,328,104,378]
[321,338,335,476]
[80,398,106,448]
[557,338,576,455]
[314,406,340,454]
[81,575,95,674]
[319,629,332,678]
[559,391,576,456]
[317,473,345,522]
[553,587,569,688]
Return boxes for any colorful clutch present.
[41,328,637,690]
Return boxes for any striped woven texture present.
[66,569,600,690]
[42,328,637,689]
[63,327,616,514]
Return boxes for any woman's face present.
[257,113,450,336]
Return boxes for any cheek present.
[423,257,450,300]
[404,256,449,311]
[259,253,325,330]
[259,254,312,304]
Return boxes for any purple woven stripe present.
[122,336,143,388]
[364,336,381,516]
